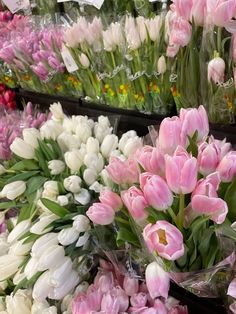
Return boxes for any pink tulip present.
[165,146,198,194]
[86,203,115,225]
[121,187,148,222]
[140,309,159,314]
[217,151,236,182]
[169,18,192,47]
[198,142,221,176]
[191,0,206,25]
[191,172,228,224]
[154,299,168,314]
[140,173,173,211]
[130,292,148,308]
[72,292,91,314]
[208,136,231,159]
[208,57,225,84]
[166,44,180,58]
[210,0,236,27]
[106,157,139,185]
[145,262,170,299]
[136,146,165,176]
[168,305,188,314]
[99,189,123,212]
[101,287,129,313]
[31,62,49,81]
[157,116,183,155]
[86,284,103,312]
[171,0,193,20]
[227,278,236,298]
[180,105,209,143]
[233,34,236,61]
[123,276,139,296]
[95,271,114,293]
[230,302,236,314]
[143,221,184,260]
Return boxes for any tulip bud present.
[217,151,236,182]
[73,215,90,232]
[64,150,83,173]
[8,239,32,256]
[84,153,104,173]
[31,233,58,258]
[208,57,225,84]
[50,102,64,121]
[0,255,24,281]
[37,245,65,271]
[24,257,40,280]
[64,176,82,193]
[48,160,65,175]
[198,142,221,176]
[123,276,139,296]
[157,56,167,74]
[86,137,100,154]
[74,189,91,205]
[145,262,170,299]
[79,53,90,68]
[57,195,69,206]
[58,227,80,246]
[86,203,115,225]
[33,271,52,301]
[40,120,63,140]
[0,181,26,200]
[30,214,57,235]
[76,123,92,143]
[5,289,32,314]
[22,128,41,149]
[57,132,81,152]
[101,134,119,158]
[42,181,59,199]
[83,168,97,185]
[7,219,31,243]
[99,189,122,212]
[123,136,142,157]
[100,169,114,188]
[10,138,35,159]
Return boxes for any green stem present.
[168,207,177,225]
[177,194,185,231]
[115,216,130,225]
[217,27,222,56]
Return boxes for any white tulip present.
[100,169,114,188]
[64,176,81,193]
[0,255,24,281]
[83,168,97,186]
[76,232,90,247]
[42,306,57,314]
[57,132,81,153]
[13,269,26,285]
[146,15,162,42]
[123,136,142,157]
[61,294,73,313]
[42,181,58,199]
[0,296,6,308]
[0,234,9,257]
[118,130,137,152]
[100,134,118,158]
[48,257,72,288]
[110,149,123,158]
[33,271,52,301]
[23,128,41,149]
[157,55,167,74]
[57,195,69,206]
[7,219,31,243]
[62,117,76,134]
[37,245,65,271]
[136,16,148,43]
[74,281,89,295]
[31,300,50,314]
[73,215,90,232]
[58,227,79,246]
[50,102,64,121]
[89,181,104,193]
[103,29,115,51]
[84,153,104,173]
[30,214,57,235]
[48,160,65,175]
[75,123,92,143]
[8,240,32,256]
[74,189,91,205]
[0,181,26,201]
[0,165,6,175]
[86,137,100,154]
[94,124,112,143]
[31,233,58,258]
[40,120,63,140]
[6,289,32,314]
[111,22,123,46]
[79,144,87,159]
[47,271,79,300]
[10,138,35,159]
[74,115,89,125]
[24,257,39,280]
[125,16,141,50]
[64,150,83,173]
[98,116,110,127]
[79,53,90,68]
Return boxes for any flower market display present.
[0,0,235,122]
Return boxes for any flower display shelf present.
[16,89,236,145]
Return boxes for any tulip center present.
[157,229,168,245]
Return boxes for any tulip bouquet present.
[0,103,144,305]
[86,105,236,301]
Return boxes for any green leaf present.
[10,160,39,171]
[6,171,39,184]
[224,177,236,222]
[17,204,32,223]
[198,228,214,268]
[41,198,70,217]
[13,271,43,294]
[187,131,198,157]
[23,233,40,244]
[26,176,47,195]
[116,227,140,248]
[35,148,50,177]
[0,201,18,209]
[38,140,55,161]
[189,216,209,238]
[46,139,63,159]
